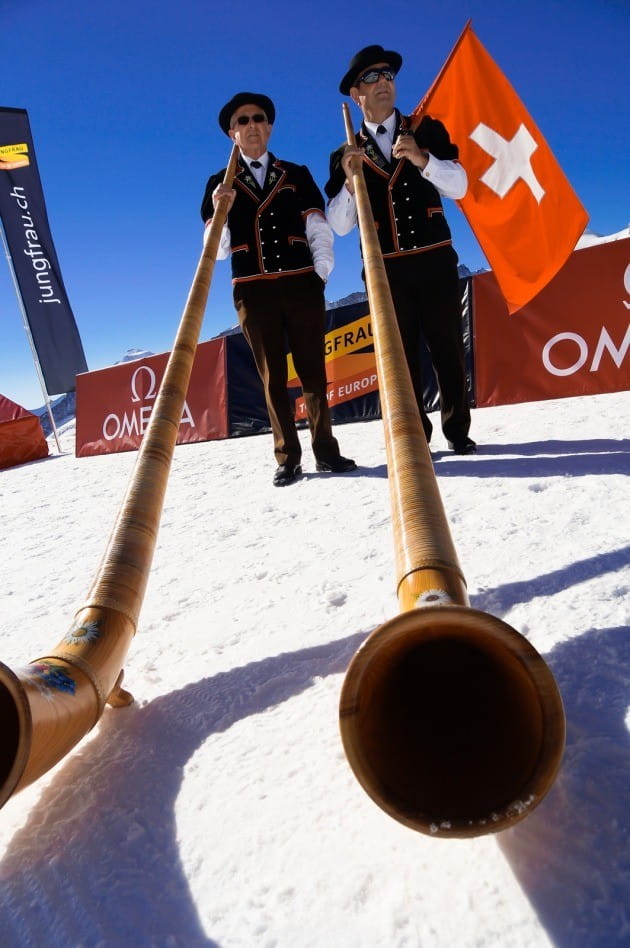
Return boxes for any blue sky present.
[1,0,628,409]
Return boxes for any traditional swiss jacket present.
[325,111,459,258]
[201,155,326,283]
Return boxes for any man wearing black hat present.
[326,46,476,455]
[201,92,356,486]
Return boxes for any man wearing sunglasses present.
[201,92,355,486]
[326,46,476,456]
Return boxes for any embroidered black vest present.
[325,112,458,258]
[201,155,325,283]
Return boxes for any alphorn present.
[338,104,565,837]
[0,145,240,810]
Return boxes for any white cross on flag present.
[413,23,589,314]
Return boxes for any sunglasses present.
[232,113,267,127]
[357,68,396,85]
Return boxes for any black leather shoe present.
[448,437,477,455]
[315,455,357,474]
[273,463,302,487]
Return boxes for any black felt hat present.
[218,92,275,135]
[339,45,403,95]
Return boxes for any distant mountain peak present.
[116,348,155,364]
[575,224,629,250]
[326,291,368,310]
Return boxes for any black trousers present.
[233,271,340,466]
[384,245,471,444]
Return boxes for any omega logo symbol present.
[102,363,196,441]
[130,365,158,403]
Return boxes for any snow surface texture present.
[1,392,628,947]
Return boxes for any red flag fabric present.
[413,24,589,314]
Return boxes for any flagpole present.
[411,19,472,125]
[0,220,62,453]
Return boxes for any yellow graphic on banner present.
[287,313,373,382]
[0,142,30,170]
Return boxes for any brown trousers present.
[233,271,340,466]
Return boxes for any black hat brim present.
[218,93,276,135]
[339,45,402,95]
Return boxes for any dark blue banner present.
[0,107,87,395]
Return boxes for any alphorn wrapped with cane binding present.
[338,104,565,837]
[0,146,240,809]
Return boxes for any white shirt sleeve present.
[203,219,231,259]
[421,155,468,200]
[204,179,238,256]
[327,184,358,236]
[305,210,335,282]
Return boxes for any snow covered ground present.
[0,390,628,947]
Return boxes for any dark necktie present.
[376,125,387,135]
[250,160,262,168]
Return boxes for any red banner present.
[473,238,630,406]
[75,339,228,457]
[414,24,588,314]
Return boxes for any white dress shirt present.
[364,111,397,162]
[242,152,268,188]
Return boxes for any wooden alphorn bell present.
[338,104,565,837]
[0,145,240,810]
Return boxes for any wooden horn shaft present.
[342,104,466,611]
[0,145,240,809]
[338,105,565,837]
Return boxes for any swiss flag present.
[413,23,589,314]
